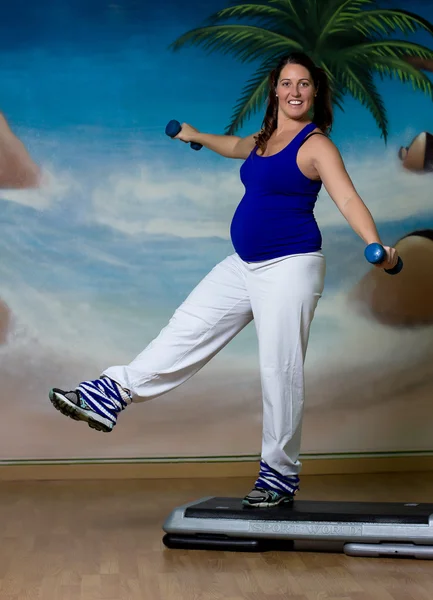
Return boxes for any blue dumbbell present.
[364,243,403,275]
[165,120,203,151]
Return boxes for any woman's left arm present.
[311,136,398,270]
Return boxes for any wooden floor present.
[1,471,433,600]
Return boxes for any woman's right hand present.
[174,123,200,143]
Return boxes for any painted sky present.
[0,0,432,141]
[0,0,432,360]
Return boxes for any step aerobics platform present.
[162,497,433,558]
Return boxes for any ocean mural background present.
[0,0,432,461]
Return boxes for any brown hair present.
[255,53,333,154]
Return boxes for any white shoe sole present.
[49,389,114,433]
[242,496,294,508]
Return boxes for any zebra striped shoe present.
[49,377,131,432]
[242,487,295,508]
[242,460,300,507]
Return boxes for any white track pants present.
[103,251,325,476]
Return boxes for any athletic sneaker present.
[49,377,131,433]
[242,459,300,507]
[242,487,295,508]
[255,460,300,495]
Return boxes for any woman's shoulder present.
[306,125,332,140]
[302,127,336,151]
[233,132,260,159]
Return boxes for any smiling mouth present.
[288,100,303,105]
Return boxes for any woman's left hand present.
[375,245,399,270]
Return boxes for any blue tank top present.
[230,122,323,262]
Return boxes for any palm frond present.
[351,9,433,37]
[205,2,294,28]
[302,0,320,35]
[225,57,282,134]
[170,25,302,63]
[203,2,307,44]
[268,0,307,30]
[345,40,433,60]
[370,56,433,96]
[319,62,347,111]
[343,67,389,141]
[317,0,376,41]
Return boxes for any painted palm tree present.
[170,0,433,142]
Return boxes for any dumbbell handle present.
[165,120,202,151]
[364,243,403,275]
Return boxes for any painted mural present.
[0,0,432,460]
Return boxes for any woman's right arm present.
[174,123,257,159]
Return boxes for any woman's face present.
[275,63,316,122]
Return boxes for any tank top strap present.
[292,122,318,148]
[299,130,328,149]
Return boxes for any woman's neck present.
[275,117,312,136]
